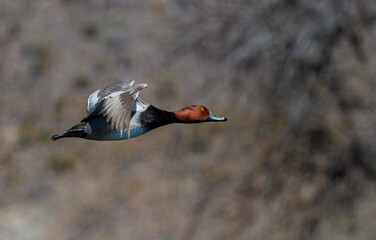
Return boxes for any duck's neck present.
[140,105,179,130]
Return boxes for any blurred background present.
[1,0,376,239]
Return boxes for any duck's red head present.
[174,105,227,123]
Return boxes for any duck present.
[51,80,227,141]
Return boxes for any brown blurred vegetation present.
[1,0,376,239]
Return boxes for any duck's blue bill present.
[208,112,227,121]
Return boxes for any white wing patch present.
[103,83,147,138]
[135,98,149,112]
[87,89,100,111]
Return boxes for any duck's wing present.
[87,80,135,112]
[103,83,147,138]
[87,89,100,111]
[82,81,147,138]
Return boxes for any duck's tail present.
[51,122,86,141]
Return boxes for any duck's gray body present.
[52,80,152,141]
[85,117,146,140]
[84,98,150,140]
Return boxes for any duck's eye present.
[200,107,205,112]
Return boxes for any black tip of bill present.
[208,112,227,122]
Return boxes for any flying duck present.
[51,80,227,141]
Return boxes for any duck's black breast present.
[139,105,178,130]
